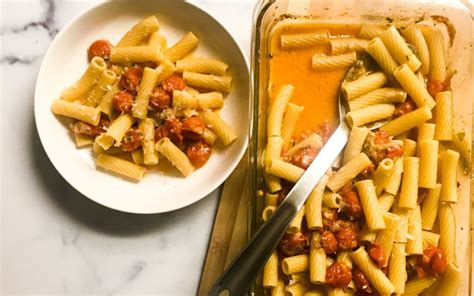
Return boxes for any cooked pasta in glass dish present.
[253,15,470,296]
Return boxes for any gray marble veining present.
[0,0,254,294]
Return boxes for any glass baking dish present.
[248,0,472,295]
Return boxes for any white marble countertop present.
[0,0,255,295]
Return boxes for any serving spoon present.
[209,55,378,296]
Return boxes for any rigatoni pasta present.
[311,52,357,71]
[342,72,387,101]
[61,56,107,102]
[281,31,329,49]
[164,32,199,62]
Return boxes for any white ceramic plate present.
[34,0,249,214]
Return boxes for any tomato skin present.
[279,232,308,256]
[427,79,444,97]
[182,116,206,140]
[187,141,211,167]
[121,129,142,152]
[326,262,352,288]
[73,118,109,137]
[161,75,186,92]
[335,225,359,250]
[353,267,377,295]
[112,90,134,113]
[290,146,318,169]
[394,98,417,118]
[321,231,338,254]
[88,39,112,61]
[419,247,448,277]
[149,86,171,111]
[120,67,144,93]
[367,242,386,268]
[339,183,364,219]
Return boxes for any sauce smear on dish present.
[269,22,360,138]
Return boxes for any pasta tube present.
[288,206,305,234]
[200,110,237,146]
[176,58,228,75]
[422,230,440,248]
[96,154,146,181]
[263,251,279,288]
[355,180,386,231]
[327,153,371,192]
[385,157,403,195]
[418,140,439,188]
[438,203,456,263]
[400,23,430,74]
[61,56,107,102]
[310,246,326,284]
[267,85,294,137]
[264,136,284,193]
[116,15,159,47]
[155,137,194,176]
[434,91,454,141]
[359,23,386,39]
[434,262,461,296]
[306,174,329,229]
[389,243,407,294]
[440,149,459,203]
[85,69,117,107]
[421,184,441,230]
[342,127,369,164]
[372,158,394,196]
[322,191,342,209]
[312,52,357,71]
[281,103,304,149]
[348,88,406,111]
[403,139,417,157]
[165,32,199,62]
[106,114,136,144]
[139,118,159,165]
[342,72,387,101]
[404,275,436,296]
[366,37,398,79]
[110,46,162,64]
[51,99,101,126]
[330,37,368,55]
[418,123,435,143]
[379,106,432,136]
[266,158,304,183]
[282,254,309,275]
[379,26,421,71]
[97,81,120,116]
[351,247,395,295]
[287,134,322,156]
[406,206,423,255]
[281,31,329,49]
[399,157,419,209]
[183,72,232,92]
[424,28,447,82]
[346,104,395,127]
[147,32,167,50]
[133,67,162,119]
[376,212,400,264]
[393,64,436,108]
[172,90,224,109]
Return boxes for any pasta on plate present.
[260,20,468,296]
[51,15,237,181]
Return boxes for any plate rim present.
[33,0,250,214]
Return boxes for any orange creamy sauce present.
[269,22,360,138]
